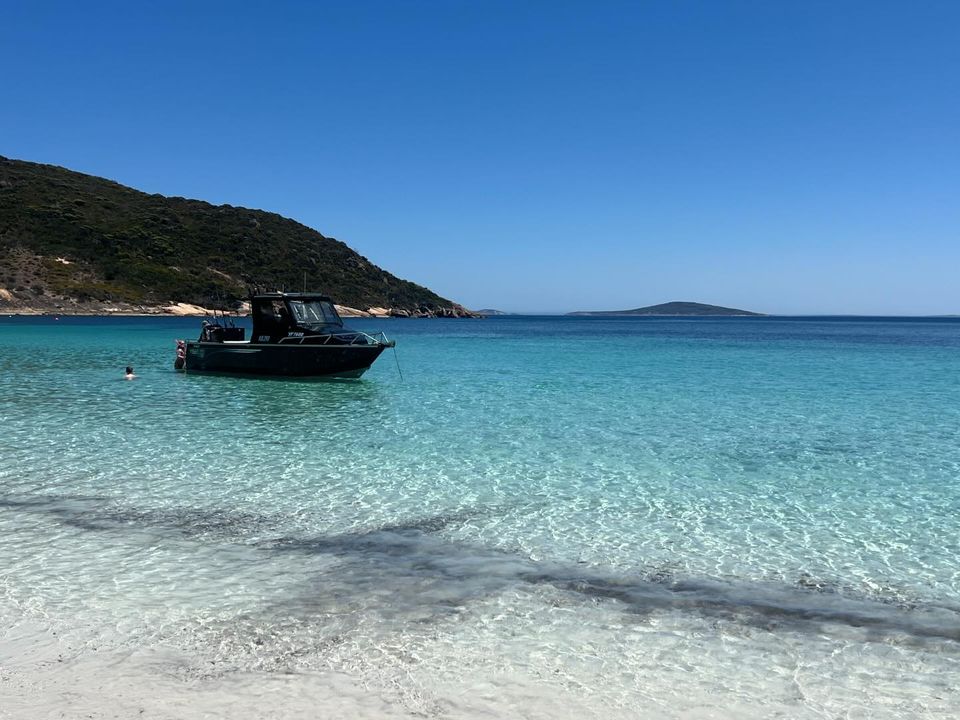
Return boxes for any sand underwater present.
[2,315,959,718]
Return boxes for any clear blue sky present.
[4,1,959,314]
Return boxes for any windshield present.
[287,299,343,327]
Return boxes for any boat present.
[174,292,395,379]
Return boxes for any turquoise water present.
[2,315,959,718]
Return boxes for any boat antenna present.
[302,271,307,293]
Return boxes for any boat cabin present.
[251,293,344,343]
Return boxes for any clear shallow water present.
[1,315,959,718]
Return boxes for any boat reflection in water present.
[175,293,395,379]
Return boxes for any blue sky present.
[4,1,959,314]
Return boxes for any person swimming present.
[124,366,137,379]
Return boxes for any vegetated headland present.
[0,156,475,317]
[568,301,764,316]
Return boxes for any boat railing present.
[277,330,393,346]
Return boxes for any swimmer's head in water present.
[125,366,134,375]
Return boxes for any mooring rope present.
[392,345,404,381]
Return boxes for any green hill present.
[568,301,763,316]
[0,156,470,315]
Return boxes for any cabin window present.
[254,299,287,321]
[288,300,343,326]
[251,299,293,340]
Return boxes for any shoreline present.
[0,302,475,319]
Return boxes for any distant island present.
[475,309,512,316]
[0,156,475,317]
[568,301,764,316]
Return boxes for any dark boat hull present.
[183,341,388,378]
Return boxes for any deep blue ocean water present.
[2,315,959,718]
